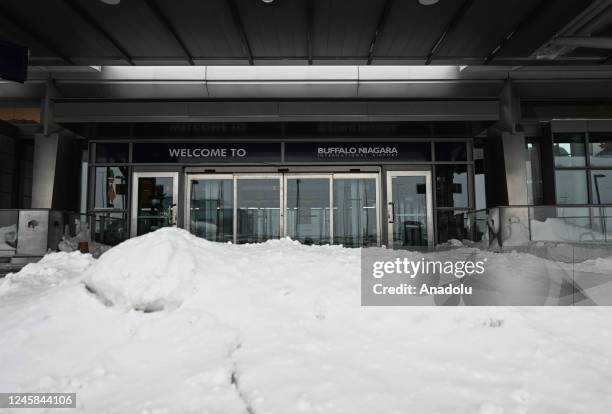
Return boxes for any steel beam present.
[227,0,254,65]
[64,0,135,65]
[366,0,394,65]
[307,0,314,65]
[0,4,74,64]
[145,0,194,65]
[425,0,474,65]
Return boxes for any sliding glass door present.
[186,173,379,246]
[285,176,331,245]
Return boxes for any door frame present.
[131,171,180,237]
[386,170,434,248]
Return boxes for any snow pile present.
[84,228,219,311]
[531,217,604,243]
[1,251,94,292]
[1,228,612,413]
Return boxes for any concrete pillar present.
[485,79,530,247]
[31,133,59,209]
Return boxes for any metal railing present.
[462,205,612,245]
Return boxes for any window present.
[435,142,467,161]
[94,167,129,209]
[553,133,586,167]
[555,170,588,204]
[435,165,468,208]
[589,134,612,167]
[591,171,612,204]
[95,143,129,163]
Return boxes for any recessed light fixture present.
[100,0,120,5]
[419,0,440,5]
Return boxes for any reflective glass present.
[236,179,280,243]
[95,143,129,163]
[591,170,612,204]
[554,134,586,167]
[286,178,330,245]
[95,167,128,209]
[190,179,233,242]
[389,175,428,248]
[555,170,588,204]
[136,176,175,236]
[333,178,377,247]
[589,134,612,167]
[435,142,467,161]
[435,165,468,208]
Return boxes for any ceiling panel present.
[72,0,182,58]
[435,0,538,58]
[0,0,120,60]
[156,0,245,59]
[373,0,465,59]
[236,0,308,58]
[312,0,383,58]
[496,0,596,59]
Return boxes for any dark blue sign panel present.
[0,41,28,83]
[133,142,281,163]
[284,142,431,163]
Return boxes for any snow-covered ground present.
[1,228,612,413]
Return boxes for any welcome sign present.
[132,142,281,163]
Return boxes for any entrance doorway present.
[386,171,433,248]
[130,172,179,237]
[186,173,380,246]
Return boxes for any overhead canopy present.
[0,0,610,67]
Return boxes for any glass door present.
[187,175,234,242]
[333,174,380,247]
[235,175,282,244]
[386,171,433,248]
[284,175,332,245]
[131,172,179,237]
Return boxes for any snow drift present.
[2,228,612,413]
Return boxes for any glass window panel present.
[94,167,128,209]
[435,142,467,161]
[95,143,129,163]
[591,170,612,204]
[287,178,331,245]
[589,134,612,167]
[190,179,233,242]
[93,211,127,246]
[333,178,377,247]
[553,133,586,167]
[236,179,280,244]
[555,170,588,204]
[436,210,470,244]
[136,176,175,236]
[435,165,468,208]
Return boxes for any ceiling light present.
[261,0,275,3]
[419,0,440,5]
[100,0,120,5]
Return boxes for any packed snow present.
[1,228,612,413]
